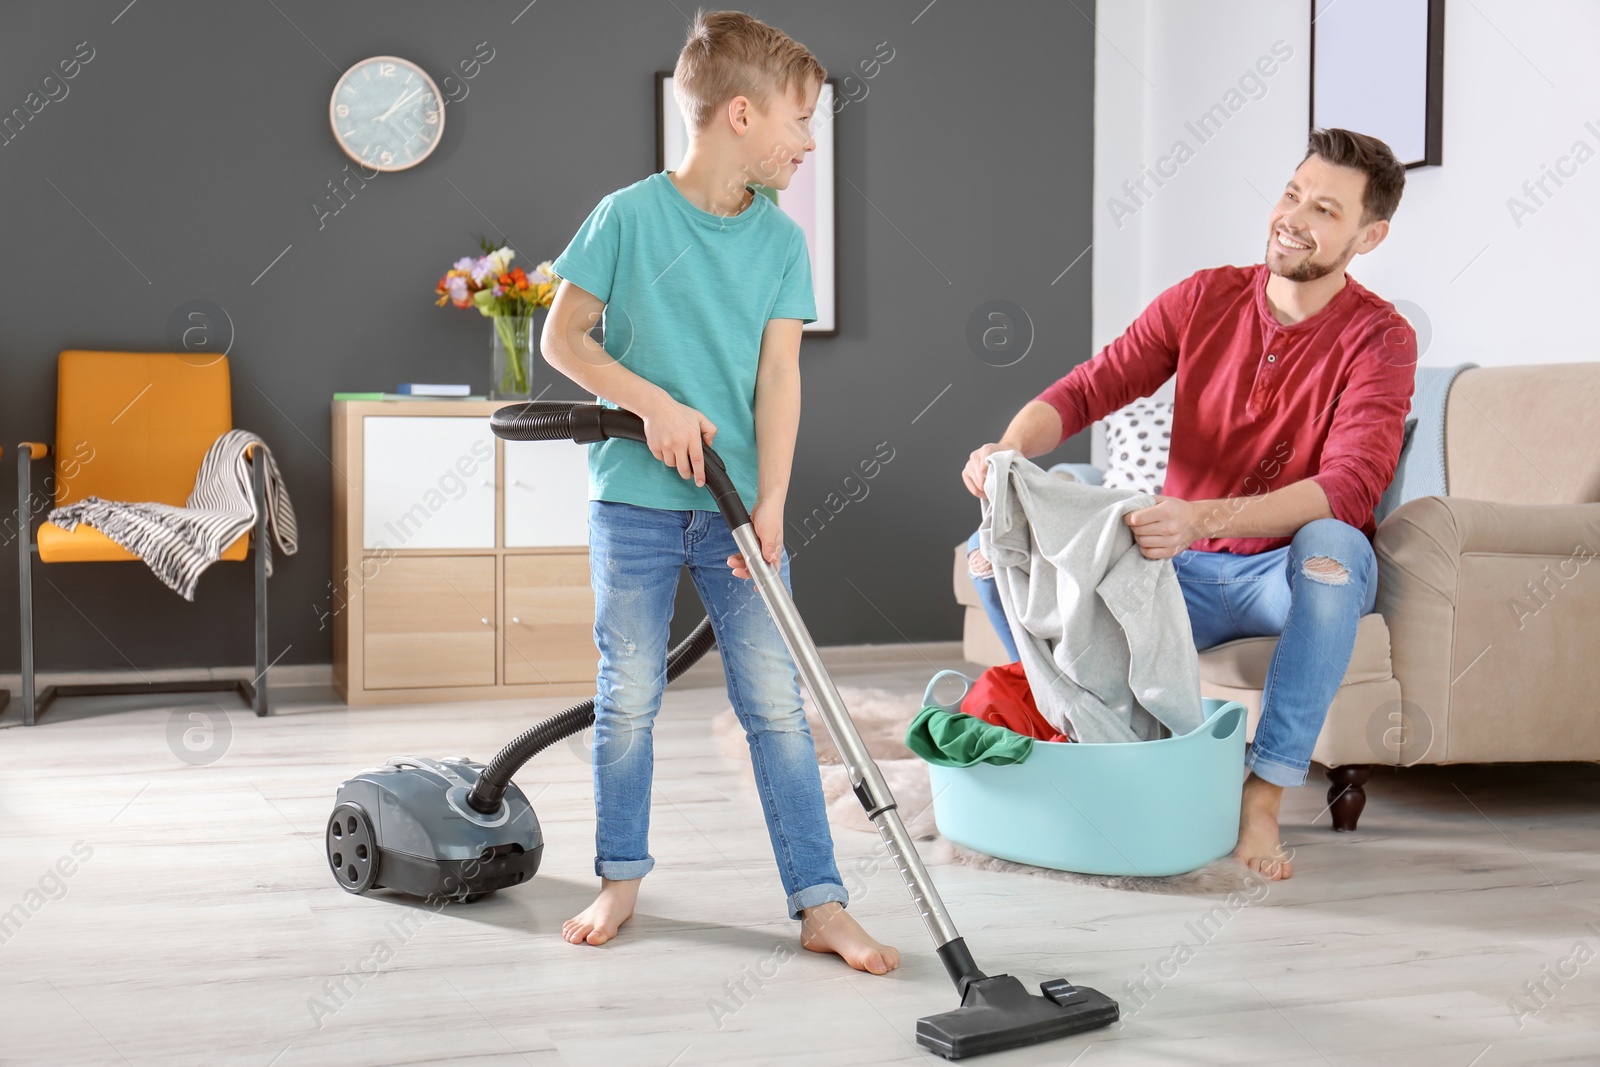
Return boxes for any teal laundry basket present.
[919,671,1247,877]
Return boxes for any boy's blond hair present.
[673,9,826,133]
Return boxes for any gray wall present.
[0,0,1094,672]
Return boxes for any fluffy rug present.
[930,841,1258,895]
[710,686,1255,895]
[711,686,939,840]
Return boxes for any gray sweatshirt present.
[979,450,1204,744]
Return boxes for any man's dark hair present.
[1303,127,1406,223]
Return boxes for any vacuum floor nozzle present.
[915,975,1119,1059]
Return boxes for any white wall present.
[1093,0,1600,383]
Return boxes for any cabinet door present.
[364,557,497,689]
[363,416,496,549]
[503,554,598,685]
[503,440,590,548]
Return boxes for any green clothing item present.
[905,707,1034,768]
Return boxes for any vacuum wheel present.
[327,802,381,894]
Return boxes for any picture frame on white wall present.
[1310,0,1445,168]
[656,72,839,336]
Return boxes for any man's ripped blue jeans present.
[967,517,1377,787]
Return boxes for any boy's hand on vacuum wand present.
[641,396,717,486]
[727,498,783,580]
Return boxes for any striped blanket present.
[47,429,298,600]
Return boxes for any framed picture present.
[656,72,838,335]
[1310,0,1444,168]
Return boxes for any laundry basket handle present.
[921,670,973,714]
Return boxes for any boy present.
[542,9,898,975]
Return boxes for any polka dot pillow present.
[1101,398,1171,495]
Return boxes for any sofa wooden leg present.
[1326,765,1371,832]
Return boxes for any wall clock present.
[329,56,445,172]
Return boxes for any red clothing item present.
[1034,264,1416,554]
[961,662,1068,742]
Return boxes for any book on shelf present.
[396,383,472,396]
[333,391,487,401]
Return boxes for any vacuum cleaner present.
[326,400,1119,1059]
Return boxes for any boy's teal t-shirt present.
[551,170,817,512]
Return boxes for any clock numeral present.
[424,109,439,125]
[335,104,350,118]
[379,150,395,165]
[378,63,396,77]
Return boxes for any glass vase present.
[490,313,537,400]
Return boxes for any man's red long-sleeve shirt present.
[1035,263,1417,555]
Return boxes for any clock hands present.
[378,86,425,123]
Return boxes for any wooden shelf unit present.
[332,399,598,704]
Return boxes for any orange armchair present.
[17,350,271,726]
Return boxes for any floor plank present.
[2,667,1598,1067]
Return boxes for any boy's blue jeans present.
[966,517,1377,787]
[588,500,847,919]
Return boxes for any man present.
[963,128,1416,880]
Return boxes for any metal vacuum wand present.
[730,523,969,957]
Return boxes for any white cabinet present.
[504,440,590,548]
[362,416,497,550]
[334,400,598,705]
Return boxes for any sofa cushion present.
[963,607,1012,668]
[953,545,983,608]
[1445,363,1600,505]
[1197,612,1394,689]
[1101,398,1171,495]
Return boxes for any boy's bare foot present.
[1233,774,1294,881]
[800,901,900,975]
[563,877,641,946]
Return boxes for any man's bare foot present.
[1233,774,1294,880]
[799,901,900,974]
[563,877,641,946]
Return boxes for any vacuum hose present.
[466,401,747,815]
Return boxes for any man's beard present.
[1267,233,1358,282]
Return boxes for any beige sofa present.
[954,363,1600,830]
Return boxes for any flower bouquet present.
[435,237,561,399]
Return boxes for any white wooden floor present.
[3,663,1599,1067]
